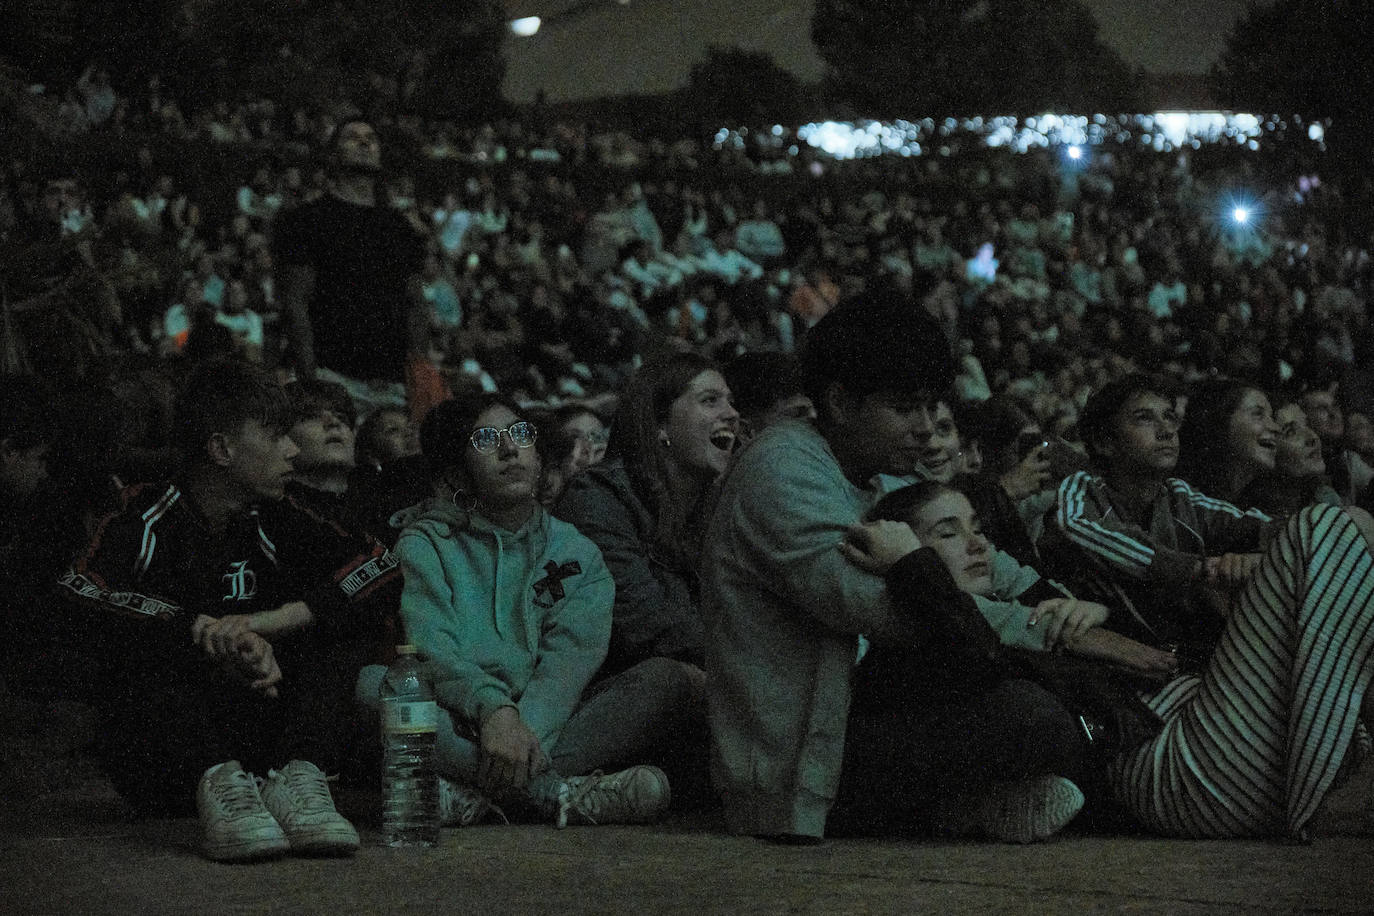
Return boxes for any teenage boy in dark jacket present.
[59,360,397,861]
[1039,374,1273,664]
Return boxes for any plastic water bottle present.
[380,645,440,847]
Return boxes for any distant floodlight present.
[1067,145,1083,160]
[510,16,541,37]
[1232,207,1250,224]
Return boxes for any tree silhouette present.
[1211,0,1372,165]
[684,46,809,127]
[811,0,1140,118]
[5,0,507,119]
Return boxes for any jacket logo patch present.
[532,560,581,608]
[221,560,258,601]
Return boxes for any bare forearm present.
[1065,627,1178,673]
[250,601,314,638]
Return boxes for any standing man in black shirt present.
[274,119,433,415]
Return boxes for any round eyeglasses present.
[470,421,538,454]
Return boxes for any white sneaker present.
[438,777,506,827]
[555,765,671,829]
[260,760,360,855]
[935,774,1084,844]
[196,760,289,862]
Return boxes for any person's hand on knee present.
[478,706,544,795]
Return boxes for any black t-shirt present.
[273,195,425,382]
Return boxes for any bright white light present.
[510,16,541,37]
[1155,111,1191,147]
[1309,123,1325,142]
[1232,207,1250,224]
[787,111,1291,161]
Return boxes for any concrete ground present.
[2,696,1371,914]
[3,768,1372,914]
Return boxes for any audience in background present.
[8,53,1374,859]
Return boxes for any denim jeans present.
[357,655,700,807]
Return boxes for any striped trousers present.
[1109,503,1374,839]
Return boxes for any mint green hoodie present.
[396,498,613,751]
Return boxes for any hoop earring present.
[451,489,478,513]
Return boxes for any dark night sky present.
[503,0,1252,102]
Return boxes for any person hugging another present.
[359,393,672,829]
[867,481,1178,675]
[871,466,1374,840]
[703,287,1092,845]
[916,396,1057,569]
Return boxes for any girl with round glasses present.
[358,392,672,828]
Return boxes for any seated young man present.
[58,360,398,862]
[1038,374,1274,666]
[703,289,1090,844]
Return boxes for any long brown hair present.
[1176,379,1261,500]
[608,350,720,568]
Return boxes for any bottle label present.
[382,698,438,735]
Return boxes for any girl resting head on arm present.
[860,480,1178,673]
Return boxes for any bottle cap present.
[396,644,418,654]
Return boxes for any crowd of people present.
[6,60,1374,862]
[11,63,1370,415]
